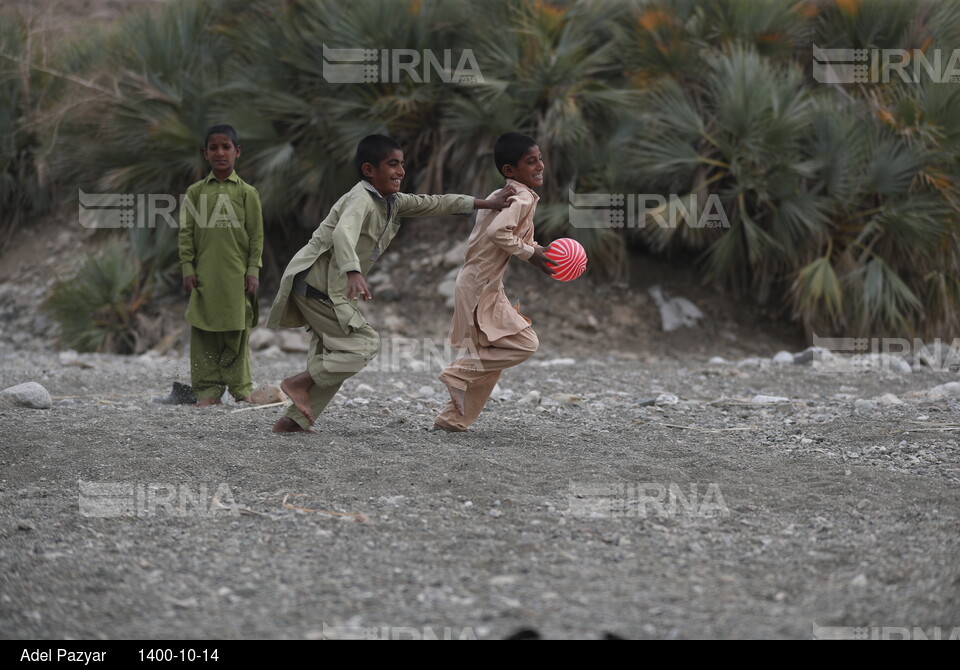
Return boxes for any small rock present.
[751,395,789,404]
[655,393,679,406]
[773,351,794,366]
[16,520,35,531]
[443,241,467,267]
[927,382,960,401]
[415,385,435,398]
[551,393,581,405]
[850,573,868,588]
[519,391,541,406]
[877,393,903,406]
[648,285,704,332]
[793,346,833,365]
[708,356,729,365]
[488,509,502,518]
[249,385,283,405]
[58,350,94,369]
[637,398,656,407]
[540,358,576,367]
[854,399,877,412]
[355,384,375,394]
[278,331,309,353]
[248,328,274,351]
[1,382,52,409]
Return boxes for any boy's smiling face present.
[363,149,406,196]
[203,133,240,181]
[502,145,544,190]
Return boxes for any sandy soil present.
[1,341,958,640]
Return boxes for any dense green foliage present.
[4,0,960,348]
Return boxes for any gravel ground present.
[1,344,959,640]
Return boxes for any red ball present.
[544,238,588,282]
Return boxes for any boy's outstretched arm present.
[394,185,517,219]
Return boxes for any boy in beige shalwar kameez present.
[436,133,556,431]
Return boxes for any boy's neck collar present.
[360,179,395,202]
[505,178,539,200]
[205,170,239,183]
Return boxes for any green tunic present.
[267,181,474,333]
[179,171,263,332]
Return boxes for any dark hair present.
[204,124,239,148]
[355,134,402,179]
[493,132,538,177]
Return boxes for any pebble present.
[519,391,541,406]
[655,393,679,406]
[249,385,283,405]
[1,382,52,409]
[773,351,794,366]
[751,395,789,404]
[278,331,309,353]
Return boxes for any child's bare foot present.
[444,383,465,416]
[195,398,222,408]
[433,421,466,433]
[272,417,315,433]
[280,371,315,424]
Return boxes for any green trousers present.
[285,293,380,429]
[190,326,252,401]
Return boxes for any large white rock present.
[1,382,52,409]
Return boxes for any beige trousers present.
[435,320,538,431]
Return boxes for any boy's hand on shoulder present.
[245,275,259,296]
[183,275,197,293]
[346,271,372,301]
[529,245,557,276]
[476,184,518,211]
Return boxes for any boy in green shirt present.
[268,134,515,432]
[179,124,263,406]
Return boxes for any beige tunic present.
[449,179,539,347]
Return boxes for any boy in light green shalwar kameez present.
[179,124,263,406]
